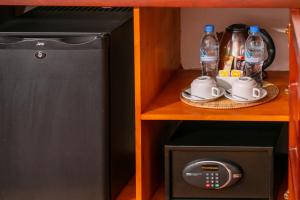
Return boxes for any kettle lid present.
[226,24,248,32]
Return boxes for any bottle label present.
[201,56,218,62]
[245,50,261,63]
[200,49,218,62]
[245,57,260,63]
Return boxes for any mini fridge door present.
[0,34,110,200]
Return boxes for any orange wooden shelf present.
[0,0,299,7]
[141,70,289,122]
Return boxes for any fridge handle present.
[0,35,102,45]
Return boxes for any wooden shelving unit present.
[142,70,289,121]
[0,3,298,200]
[134,7,293,200]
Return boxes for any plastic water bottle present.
[200,24,219,79]
[244,25,265,86]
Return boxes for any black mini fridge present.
[0,7,134,200]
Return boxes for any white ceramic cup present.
[232,77,261,100]
[191,76,221,99]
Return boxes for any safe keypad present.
[205,173,220,188]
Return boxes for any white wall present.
[181,8,289,71]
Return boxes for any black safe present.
[165,121,286,200]
[0,7,134,200]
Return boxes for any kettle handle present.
[260,29,276,71]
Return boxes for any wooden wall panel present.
[0,0,299,8]
[289,8,300,200]
[136,8,180,113]
[139,121,174,200]
[134,7,180,200]
[288,163,295,200]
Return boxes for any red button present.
[205,184,210,188]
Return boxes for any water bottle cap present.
[249,25,260,33]
[204,24,214,33]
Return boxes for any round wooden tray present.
[180,82,279,109]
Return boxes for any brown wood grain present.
[0,0,299,8]
[134,7,180,200]
[141,70,289,121]
[288,161,295,200]
[134,8,143,200]
[140,121,174,200]
[289,148,299,200]
[138,8,180,112]
[289,14,298,150]
[289,9,300,200]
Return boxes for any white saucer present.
[181,87,225,103]
[224,88,268,103]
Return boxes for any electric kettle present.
[218,24,275,72]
